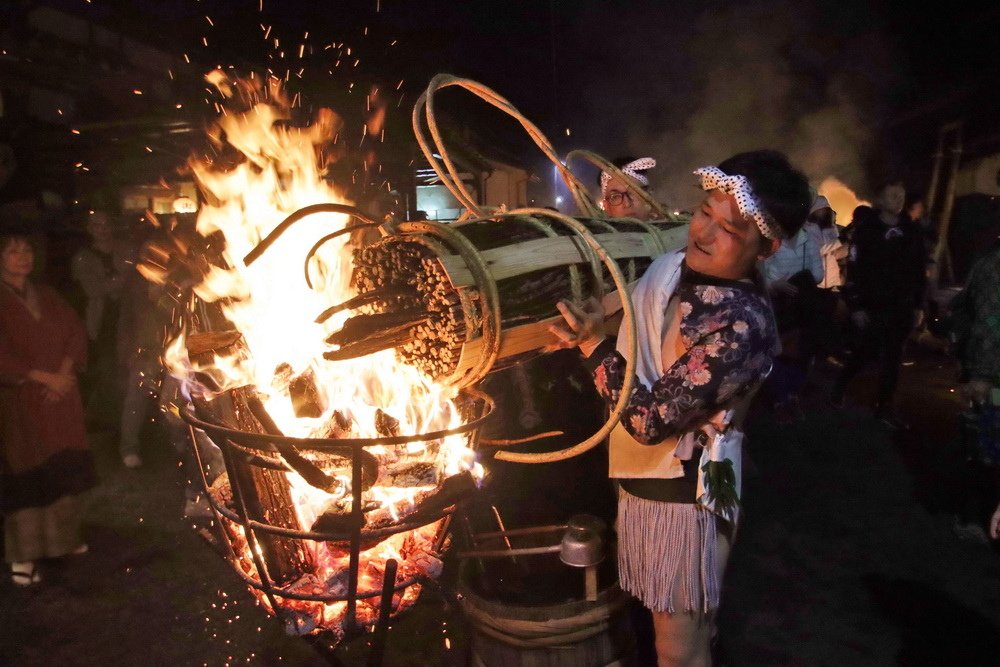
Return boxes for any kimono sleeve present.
[591,322,763,445]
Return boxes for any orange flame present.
[817,176,871,227]
[163,71,481,635]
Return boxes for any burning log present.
[321,409,354,438]
[373,409,400,438]
[321,328,421,363]
[321,310,429,363]
[184,330,317,583]
[271,364,327,419]
[309,468,475,546]
[381,460,437,487]
[186,330,244,363]
[193,386,316,585]
[402,470,478,524]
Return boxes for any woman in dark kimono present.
[0,232,94,585]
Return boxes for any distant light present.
[555,196,563,205]
[565,128,571,136]
[133,89,143,95]
[173,196,197,214]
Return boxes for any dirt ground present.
[3,344,1000,666]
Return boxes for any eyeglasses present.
[604,190,634,207]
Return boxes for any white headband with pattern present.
[601,157,656,197]
[694,166,783,240]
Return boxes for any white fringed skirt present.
[616,486,720,614]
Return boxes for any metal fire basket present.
[181,388,493,665]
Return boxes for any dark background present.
[2,0,1000,211]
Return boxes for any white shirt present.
[763,227,823,285]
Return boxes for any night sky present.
[10,0,1000,206]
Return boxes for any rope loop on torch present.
[412,74,601,219]
[487,207,637,464]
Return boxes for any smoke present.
[566,0,901,209]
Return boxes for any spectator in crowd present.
[599,156,658,220]
[803,196,847,365]
[0,230,94,585]
[116,267,174,469]
[762,197,824,420]
[831,184,927,428]
[71,210,129,428]
[949,236,1000,538]
[807,196,846,292]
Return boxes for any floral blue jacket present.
[588,270,779,445]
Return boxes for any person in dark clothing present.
[949,237,1000,539]
[831,184,927,427]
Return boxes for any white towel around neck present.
[615,250,686,388]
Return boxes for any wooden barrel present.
[457,560,634,667]
[352,215,687,387]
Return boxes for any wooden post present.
[585,565,598,603]
[934,123,963,285]
[925,130,946,215]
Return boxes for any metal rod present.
[303,221,384,289]
[179,389,494,450]
[186,424,248,570]
[243,203,377,266]
[367,559,398,667]
[345,443,364,634]
[473,524,566,540]
[457,510,486,574]
[585,565,598,602]
[925,130,946,214]
[191,494,455,545]
[304,633,346,667]
[218,441,289,631]
[456,545,562,559]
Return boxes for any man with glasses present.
[600,156,658,220]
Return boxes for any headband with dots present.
[600,157,656,198]
[694,166,783,240]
